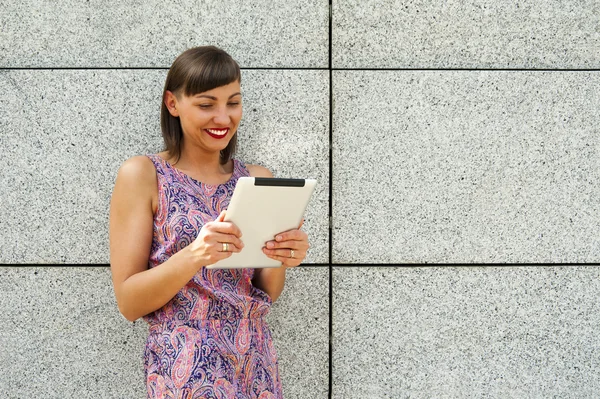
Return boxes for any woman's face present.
[165,80,242,153]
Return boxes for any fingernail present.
[276,235,283,241]
[267,242,274,249]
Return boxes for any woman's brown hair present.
[161,46,241,165]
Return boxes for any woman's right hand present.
[185,210,244,267]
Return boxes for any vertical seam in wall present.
[328,1,333,398]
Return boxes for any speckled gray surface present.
[332,266,600,398]
[0,69,328,264]
[0,267,147,398]
[238,70,330,265]
[267,266,329,399]
[332,70,600,263]
[1,0,328,68]
[333,0,600,68]
[0,266,328,399]
[0,70,165,264]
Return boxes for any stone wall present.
[1,1,599,397]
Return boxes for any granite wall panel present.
[333,70,600,264]
[268,266,330,399]
[0,266,328,398]
[0,69,329,264]
[332,266,600,398]
[0,267,148,398]
[333,0,600,68]
[1,0,329,68]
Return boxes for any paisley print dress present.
[143,154,282,399]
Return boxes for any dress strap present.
[145,153,180,185]
[234,159,251,178]
[146,153,165,174]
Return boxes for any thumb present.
[217,210,227,222]
[298,218,305,229]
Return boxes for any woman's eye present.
[228,102,240,107]
[198,104,212,109]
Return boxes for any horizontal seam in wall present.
[330,263,600,267]
[0,263,331,267]
[0,67,330,71]
[3,67,600,72]
[0,264,111,267]
[332,68,600,72]
[2,263,600,267]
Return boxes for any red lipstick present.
[205,128,229,139]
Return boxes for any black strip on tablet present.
[254,178,306,187]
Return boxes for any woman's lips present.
[205,128,229,139]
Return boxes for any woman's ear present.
[164,91,180,117]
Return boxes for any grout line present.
[0,263,331,268]
[328,1,334,398]
[329,263,600,267]
[330,67,600,72]
[3,67,598,72]
[0,66,329,71]
[0,265,338,269]
[0,67,170,71]
[1,263,596,267]
[0,264,110,267]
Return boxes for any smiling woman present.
[163,80,242,164]
[109,46,309,399]
[160,47,242,166]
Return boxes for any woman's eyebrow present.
[194,92,241,100]
[195,94,217,100]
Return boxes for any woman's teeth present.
[207,128,228,136]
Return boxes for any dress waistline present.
[148,317,266,334]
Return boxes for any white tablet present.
[206,177,317,269]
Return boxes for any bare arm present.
[247,165,309,302]
[109,156,243,321]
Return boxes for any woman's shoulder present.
[112,155,159,214]
[243,162,273,178]
[116,155,158,187]
[119,155,156,175]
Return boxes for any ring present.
[290,249,295,259]
[222,242,229,252]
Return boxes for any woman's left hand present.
[263,220,309,268]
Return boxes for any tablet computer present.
[206,177,317,269]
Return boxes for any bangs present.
[182,50,241,96]
[161,46,240,165]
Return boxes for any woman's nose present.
[213,107,231,125]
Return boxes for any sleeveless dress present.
[143,154,282,399]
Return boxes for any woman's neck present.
[167,144,233,184]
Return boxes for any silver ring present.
[290,249,295,259]
[222,242,229,252]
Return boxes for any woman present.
[109,46,309,399]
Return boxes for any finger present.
[209,221,243,238]
[274,229,307,242]
[211,241,244,252]
[265,239,306,250]
[263,253,302,268]
[217,242,243,253]
[298,218,305,229]
[263,248,305,260]
[206,233,244,248]
[216,210,227,222]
